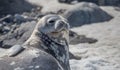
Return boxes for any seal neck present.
[24,30,70,70]
[37,31,70,70]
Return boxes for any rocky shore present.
[0,0,120,70]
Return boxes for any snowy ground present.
[69,6,120,70]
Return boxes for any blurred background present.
[0,0,120,70]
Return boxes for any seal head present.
[24,14,70,70]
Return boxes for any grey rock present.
[69,30,97,45]
[58,0,120,6]
[14,14,26,23]
[0,15,14,23]
[13,13,39,24]
[58,0,73,4]
[0,25,11,35]
[7,45,24,57]
[0,21,37,48]
[0,0,36,15]
[0,24,2,27]
[3,26,11,33]
[64,2,113,27]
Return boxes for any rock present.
[7,45,24,57]
[0,41,3,47]
[69,31,98,45]
[3,26,11,34]
[13,13,39,23]
[114,7,120,11]
[58,0,73,4]
[71,0,79,4]
[2,22,7,26]
[14,14,26,23]
[64,2,113,27]
[0,21,37,48]
[0,15,14,23]
[0,24,11,35]
[0,24,2,27]
[58,0,120,6]
[0,28,3,35]
[0,0,36,15]
[58,0,79,4]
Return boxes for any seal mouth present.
[51,29,66,34]
[50,29,68,45]
[51,32,59,34]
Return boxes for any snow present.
[70,57,120,70]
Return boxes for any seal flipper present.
[7,45,25,57]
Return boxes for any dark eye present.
[48,20,55,23]
[47,18,56,24]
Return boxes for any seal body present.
[0,14,70,70]
[0,47,62,70]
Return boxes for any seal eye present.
[47,18,56,24]
[48,20,55,23]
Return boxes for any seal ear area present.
[36,18,46,28]
[36,17,48,33]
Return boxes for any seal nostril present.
[59,21,64,24]
[59,21,70,30]
[55,20,65,31]
[59,21,65,26]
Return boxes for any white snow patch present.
[10,61,16,65]
[70,57,120,70]
[35,65,40,69]
[28,66,34,68]
[14,67,24,70]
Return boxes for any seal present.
[0,14,70,70]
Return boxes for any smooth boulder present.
[64,2,113,27]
